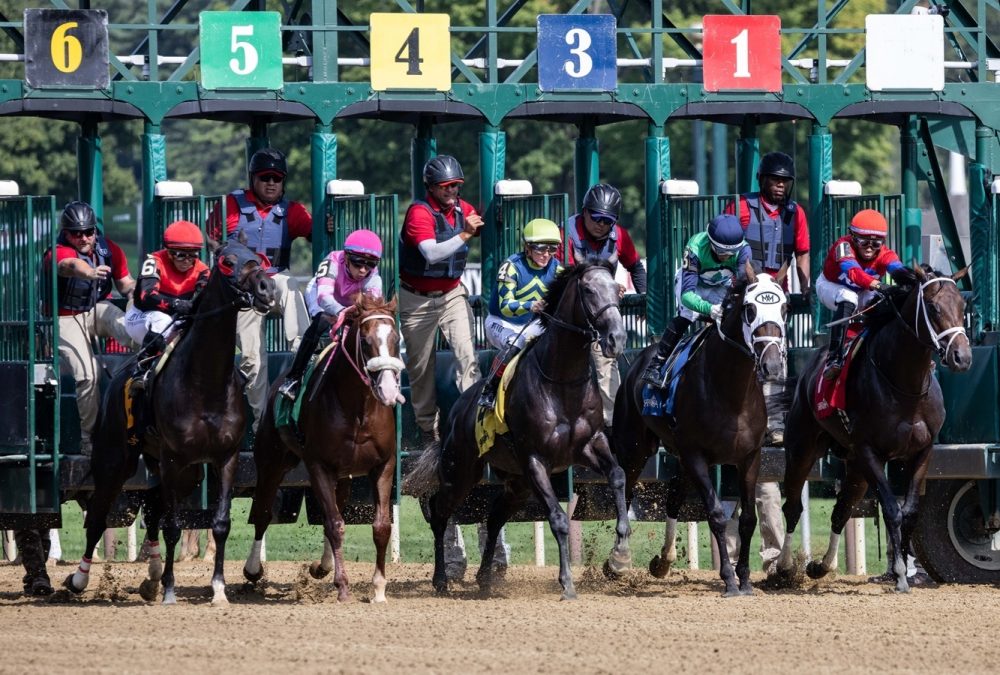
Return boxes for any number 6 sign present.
[703,15,782,93]
[200,12,282,90]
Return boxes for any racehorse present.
[404,260,627,600]
[243,294,404,602]
[612,268,788,596]
[65,240,276,604]
[776,265,971,592]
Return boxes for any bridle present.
[338,312,405,396]
[716,274,787,373]
[539,267,621,345]
[901,277,967,361]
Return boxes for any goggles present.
[347,254,378,269]
[168,250,199,261]
[853,235,884,250]
[527,243,559,254]
[588,212,617,226]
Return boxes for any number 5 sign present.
[703,15,782,93]
[200,12,282,90]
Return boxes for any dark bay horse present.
[65,240,275,604]
[776,265,971,592]
[243,295,404,602]
[404,261,627,600]
[612,269,788,596]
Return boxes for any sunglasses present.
[347,254,378,269]
[169,250,199,261]
[67,228,96,238]
[589,213,616,226]
[854,236,884,249]
[255,173,285,184]
[528,243,559,254]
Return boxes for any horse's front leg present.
[208,452,238,605]
[524,454,576,600]
[649,471,688,578]
[899,445,934,583]
[476,481,529,595]
[735,453,762,595]
[369,458,396,603]
[683,453,740,597]
[777,402,824,577]
[807,462,869,582]
[307,464,350,601]
[158,476,182,605]
[856,446,908,593]
[136,484,165,601]
[580,431,632,575]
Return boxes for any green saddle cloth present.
[274,342,335,429]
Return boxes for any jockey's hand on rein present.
[171,299,194,316]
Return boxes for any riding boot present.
[479,344,523,410]
[824,301,857,380]
[14,529,52,596]
[641,318,690,387]
[280,314,328,401]
[132,332,165,392]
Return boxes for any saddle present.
[814,327,865,421]
[274,340,338,434]
[641,326,710,420]
[474,351,525,457]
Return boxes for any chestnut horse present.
[243,294,404,602]
[776,265,971,592]
[65,240,275,604]
[613,269,788,596]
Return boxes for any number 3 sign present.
[703,15,782,93]
[537,14,617,92]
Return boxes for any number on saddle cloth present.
[641,327,709,418]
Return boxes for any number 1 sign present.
[703,15,782,93]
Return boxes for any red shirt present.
[564,217,641,269]
[400,194,479,293]
[729,195,811,259]
[44,239,131,316]
[207,190,313,242]
[822,235,904,289]
[135,249,210,313]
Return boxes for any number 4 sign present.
[200,12,282,90]
[703,15,782,93]
[371,13,451,91]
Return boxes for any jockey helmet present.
[757,151,795,180]
[248,147,287,178]
[707,214,746,255]
[523,218,561,244]
[344,229,383,260]
[422,155,464,186]
[582,183,621,221]
[60,201,97,231]
[163,220,204,250]
[849,209,889,237]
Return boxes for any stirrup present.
[278,379,300,401]
[641,357,667,387]
[478,388,498,410]
[823,358,843,381]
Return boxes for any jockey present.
[279,228,384,401]
[817,208,914,379]
[479,218,563,409]
[642,214,752,386]
[125,219,209,368]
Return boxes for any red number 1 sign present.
[703,15,782,92]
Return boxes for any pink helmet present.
[344,229,382,260]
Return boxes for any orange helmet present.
[848,209,888,237]
[163,220,204,250]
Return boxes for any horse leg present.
[475,482,530,595]
[776,416,823,577]
[245,435,296,583]
[684,453,740,597]
[855,447,908,593]
[735,453,762,595]
[807,462,869,581]
[579,431,632,575]
[207,452,238,606]
[369,460,395,603]
[136,485,166,602]
[157,468,183,605]
[650,471,688,578]
[306,465,350,601]
[309,478,350,579]
[899,446,933,581]
[524,455,576,600]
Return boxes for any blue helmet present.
[707,214,745,255]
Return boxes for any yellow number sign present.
[50,22,83,73]
[370,13,451,91]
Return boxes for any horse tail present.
[401,440,442,497]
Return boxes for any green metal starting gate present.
[0,195,61,527]
[323,192,400,294]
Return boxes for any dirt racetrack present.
[2,559,999,674]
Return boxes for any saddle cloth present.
[814,328,865,420]
[125,335,181,446]
[474,351,524,457]
[641,327,709,418]
[274,340,338,430]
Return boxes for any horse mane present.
[353,292,396,315]
[862,264,934,334]
[539,259,615,326]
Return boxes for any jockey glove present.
[709,304,723,322]
[171,299,194,315]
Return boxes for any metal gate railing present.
[495,192,571,266]
[325,193,400,294]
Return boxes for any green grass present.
[55,495,893,575]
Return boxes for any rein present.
[333,312,404,394]
[539,268,618,344]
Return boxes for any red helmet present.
[849,209,888,237]
[163,220,204,250]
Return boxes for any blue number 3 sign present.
[537,15,617,92]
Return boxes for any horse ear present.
[744,261,757,284]
[385,296,398,314]
[774,259,789,285]
[913,262,928,282]
[236,230,249,246]
[952,266,969,282]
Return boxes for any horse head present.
[720,264,788,382]
[903,265,972,372]
[344,294,405,407]
[542,259,626,358]
[215,240,276,313]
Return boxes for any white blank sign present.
[866,14,944,91]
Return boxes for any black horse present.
[243,294,404,602]
[776,265,971,592]
[612,269,788,596]
[65,240,275,604]
[404,260,628,600]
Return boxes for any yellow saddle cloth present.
[474,351,523,457]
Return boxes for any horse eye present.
[744,305,757,323]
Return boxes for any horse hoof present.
[894,581,911,594]
[138,579,159,602]
[560,589,578,601]
[740,585,754,596]
[648,555,671,579]
[867,571,895,584]
[162,590,177,605]
[62,574,83,595]
[243,566,263,584]
[308,562,331,580]
[805,561,829,580]
[432,578,449,595]
[722,587,743,598]
[212,594,230,606]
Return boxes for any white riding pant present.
[816,274,876,311]
[124,304,173,344]
[484,315,545,350]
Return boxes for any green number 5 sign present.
[200,12,282,90]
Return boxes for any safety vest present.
[399,199,468,279]
[488,253,560,325]
[54,234,113,313]
[565,214,619,267]
[231,189,291,272]
[743,194,796,272]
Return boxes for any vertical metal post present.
[809,123,833,335]
[645,124,670,336]
[970,126,995,331]
[479,124,506,306]
[411,118,435,204]
[574,120,599,210]
[310,122,337,268]
[310,0,338,82]
[141,121,167,256]
[246,120,269,170]
[77,118,104,228]
[710,123,729,195]
[736,120,758,194]
[901,118,922,265]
